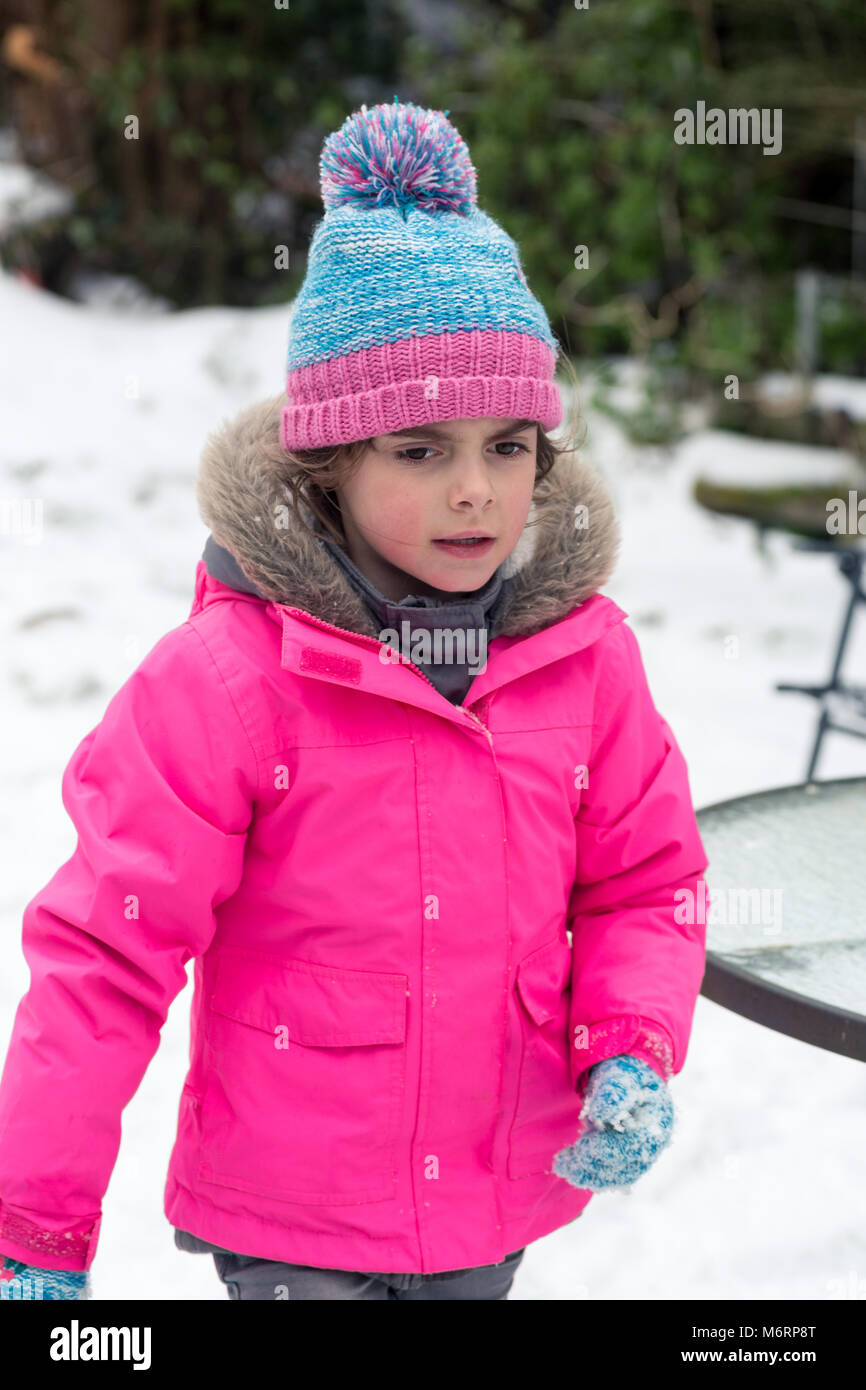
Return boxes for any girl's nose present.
[447,459,495,506]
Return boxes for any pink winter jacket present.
[0,395,709,1275]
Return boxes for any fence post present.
[794,267,821,386]
[854,115,866,279]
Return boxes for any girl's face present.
[334,416,538,602]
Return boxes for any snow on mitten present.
[552,1054,674,1191]
[0,1253,91,1300]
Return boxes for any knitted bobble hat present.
[280,96,563,451]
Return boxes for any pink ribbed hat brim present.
[281,329,561,450]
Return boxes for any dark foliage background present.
[1,0,864,385]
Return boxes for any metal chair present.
[775,539,866,781]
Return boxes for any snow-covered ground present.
[1,153,865,1301]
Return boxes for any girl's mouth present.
[432,537,496,558]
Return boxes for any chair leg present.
[804,707,829,783]
[781,551,865,783]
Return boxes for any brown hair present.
[283,351,586,548]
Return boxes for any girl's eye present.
[396,447,437,462]
[395,441,530,463]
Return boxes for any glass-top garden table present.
[697,776,866,1061]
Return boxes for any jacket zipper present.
[283,605,494,740]
[463,705,494,745]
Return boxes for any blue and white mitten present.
[0,1253,91,1300]
[553,1054,674,1191]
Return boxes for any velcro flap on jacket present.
[210,945,408,1046]
[515,937,572,1026]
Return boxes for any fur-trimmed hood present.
[195,393,621,640]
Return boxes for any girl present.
[0,99,708,1302]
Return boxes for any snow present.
[1,152,866,1301]
[0,131,72,236]
[686,430,860,488]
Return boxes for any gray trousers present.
[175,1228,525,1300]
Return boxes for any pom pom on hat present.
[319,95,477,217]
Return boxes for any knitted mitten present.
[0,1253,91,1300]
[553,1054,674,1191]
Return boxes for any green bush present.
[407,0,866,380]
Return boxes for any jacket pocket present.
[507,936,585,1179]
[196,944,408,1205]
